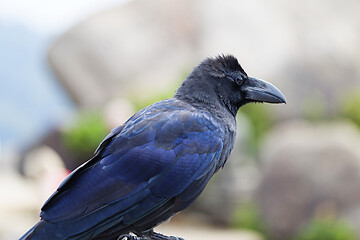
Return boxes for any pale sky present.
[0,0,131,34]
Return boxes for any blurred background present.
[1,0,360,239]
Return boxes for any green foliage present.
[230,201,266,234]
[62,111,108,157]
[340,89,360,128]
[294,219,357,240]
[240,104,274,156]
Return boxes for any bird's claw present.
[150,231,185,240]
[171,237,184,240]
[118,233,143,240]
[117,233,184,240]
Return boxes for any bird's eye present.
[235,76,245,85]
[226,73,246,86]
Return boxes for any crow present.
[20,55,286,240]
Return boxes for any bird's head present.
[175,54,286,116]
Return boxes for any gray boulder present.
[256,120,360,239]
[49,0,200,108]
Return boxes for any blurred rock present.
[103,98,135,129]
[256,120,360,239]
[7,146,70,239]
[23,146,69,204]
[0,168,38,240]
[49,0,200,108]
[199,0,360,119]
[39,129,82,171]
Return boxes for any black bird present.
[20,55,286,240]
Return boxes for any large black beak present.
[242,77,286,104]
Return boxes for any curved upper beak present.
[242,77,286,104]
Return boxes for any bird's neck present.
[174,76,236,122]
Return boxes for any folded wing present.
[40,100,226,238]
